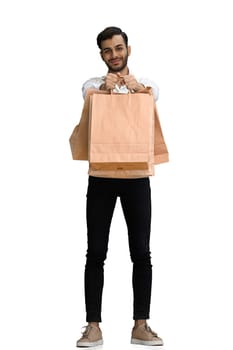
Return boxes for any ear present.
[127,45,131,56]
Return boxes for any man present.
[76,26,163,347]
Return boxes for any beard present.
[105,54,129,73]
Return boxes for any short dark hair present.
[97,26,128,49]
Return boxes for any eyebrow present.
[102,44,124,51]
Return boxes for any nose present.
[110,49,118,58]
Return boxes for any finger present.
[116,72,124,78]
[106,77,118,85]
[108,73,119,79]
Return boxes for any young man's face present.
[100,34,131,73]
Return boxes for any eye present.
[102,49,112,55]
[116,47,124,52]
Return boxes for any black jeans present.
[85,176,152,322]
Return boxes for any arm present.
[82,75,159,101]
[138,78,159,101]
[121,75,159,101]
[82,77,105,99]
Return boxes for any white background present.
[0,1,233,350]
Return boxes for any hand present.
[100,73,124,91]
[121,74,144,91]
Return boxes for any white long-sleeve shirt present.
[82,75,159,101]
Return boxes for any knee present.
[85,250,107,268]
[130,251,152,266]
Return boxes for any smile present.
[110,59,121,65]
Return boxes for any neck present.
[108,67,129,75]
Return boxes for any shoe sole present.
[76,339,103,347]
[131,338,163,346]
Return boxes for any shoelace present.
[81,325,92,338]
[144,324,158,337]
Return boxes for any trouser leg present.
[120,178,152,320]
[85,177,117,322]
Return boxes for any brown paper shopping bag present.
[69,94,91,160]
[69,88,168,178]
[88,90,155,172]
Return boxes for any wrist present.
[99,83,106,91]
[134,83,145,91]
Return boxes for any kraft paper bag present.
[69,94,91,160]
[69,88,168,178]
[88,91,155,173]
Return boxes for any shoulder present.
[83,76,105,86]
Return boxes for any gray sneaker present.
[76,324,103,347]
[131,323,164,346]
